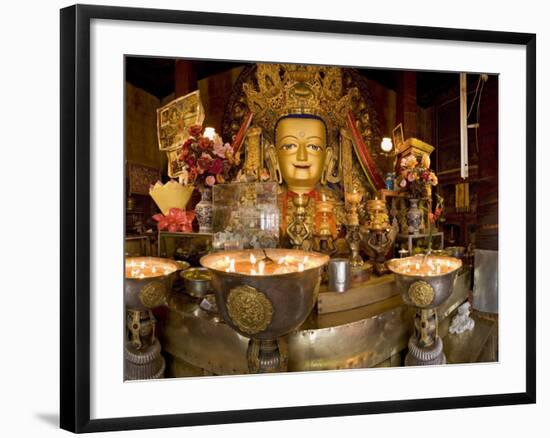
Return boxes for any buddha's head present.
[274,115,331,194]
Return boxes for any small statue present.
[449,302,476,334]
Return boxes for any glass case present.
[212,182,279,250]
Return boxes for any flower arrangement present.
[396,154,438,199]
[177,125,236,187]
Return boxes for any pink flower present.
[205,175,216,186]
[214,142,233,159]
[407,172,416,182]
[399,178,407,188]
[401,155,418,169]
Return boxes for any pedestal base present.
[404,336,446,366]
[125,338,166,380]
[247,339,288,373]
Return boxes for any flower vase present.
[407,198,422,235]
[195,187,213,233]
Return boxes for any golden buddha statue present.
[274,115,328,195]
[222,63,385,249]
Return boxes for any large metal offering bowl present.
[201,249,329,340]
[387,255,462,309]
[125,257,183,310]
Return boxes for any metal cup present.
[328,258,351,293]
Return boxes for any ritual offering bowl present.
[201,249,329,372]
[124,257,181,380]
[182,267,212,298]
[125,257,181,310]
[387,254,462,366]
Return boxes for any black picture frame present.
[60,4,536,433]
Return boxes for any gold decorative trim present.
[408,281,435,307]
[227,285,273,335]
[139,281,166,308]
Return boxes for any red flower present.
[198,137,213,150]
[208,158,224,175]
[185,157,195,168]
[421,171,431,181]
[178,146,189,161]
[153,208,195,232]
[197,155,213,170]
[188,125,203,137]
[429,207,443,224]
[188,168,198,182]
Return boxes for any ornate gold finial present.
[243,64,359,145]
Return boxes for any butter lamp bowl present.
[125,257,182,310]
[200,249,329,340]
[387,255,462,309]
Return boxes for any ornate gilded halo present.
[242,64,359,146]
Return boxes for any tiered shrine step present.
[317,274,398,315]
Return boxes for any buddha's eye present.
[307,144,321,151]
[281,143,297,151]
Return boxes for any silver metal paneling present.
[473,249,498,314]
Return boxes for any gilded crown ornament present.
[243,64,359,146]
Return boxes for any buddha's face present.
[275,117,327,194]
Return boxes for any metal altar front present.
[161,269,478,376]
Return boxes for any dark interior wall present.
[125,82,165,171]
[475,76,499,250]
[434,75,499,250]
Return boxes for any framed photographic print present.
[60,4,536,433]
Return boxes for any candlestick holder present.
[124,257,184,380]
[287,194,312,250]
[313,195,336,255]
[363,199,398,275]
[201,249,329,373]
[387,255,462,365]
[345,190,363,267]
